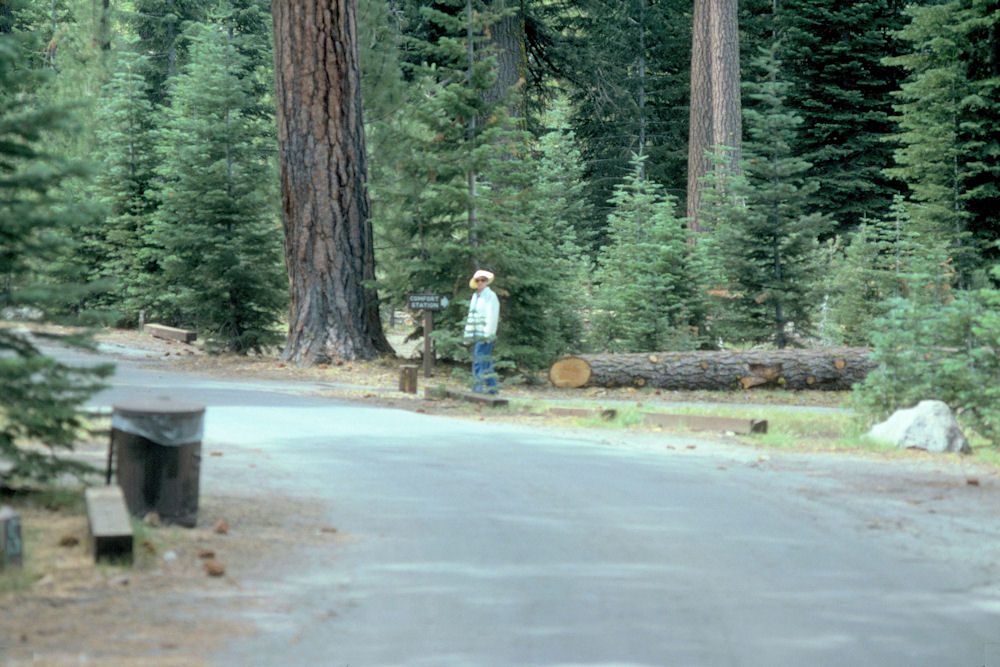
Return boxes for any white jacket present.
[464,286,500,340]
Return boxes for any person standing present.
[463,269,500,393]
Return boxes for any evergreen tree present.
[476,116,593,367]
[773,0,907,234]
[887,0,1000,284]
[147,18,285,352]
[373,0,521,328]
[592,154,709,352]
[546,0,691,249]
[709,41,830,348]
[373,1,591,369]
[825,196,917,346]
[0,28,111,483]
[92,50,159,321]
[124,0,207,104]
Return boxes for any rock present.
[203,560,225,577]
[868,400,972,454]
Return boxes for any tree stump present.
[548,348,875,391]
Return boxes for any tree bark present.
[484,0,528,129]
[686,0,712,231]
[549,349,876,391]
[710,0,741,171]
[272,0,392,365]
[686,0,741,233]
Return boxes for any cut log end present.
[549,356,592,388]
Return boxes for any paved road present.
[51,342,1000,666]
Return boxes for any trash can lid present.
[112,397,206,417]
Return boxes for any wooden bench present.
[144,323,197,343]
[85,486,134,563]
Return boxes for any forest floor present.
[2,324,998,665]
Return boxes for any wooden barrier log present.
[549,348,875,391]
[145,323,197,343]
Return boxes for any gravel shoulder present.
[3,326,999,664]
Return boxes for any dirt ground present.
[2,325,998,664]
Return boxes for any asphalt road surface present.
[52,341,1000,666]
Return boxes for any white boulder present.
[868,400,971,454]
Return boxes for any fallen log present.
[548,348,876,391]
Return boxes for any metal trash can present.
[112,397,205,528]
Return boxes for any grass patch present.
[0,485,88,594]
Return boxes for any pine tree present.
[592,153,709,352]
[147,17,285,352]
[546,0,691,249]
[826,197,918,345]
[774,0,907,234]
[373,0,523,338]
[373,2,592,369]
[887,0,1000,283]
[93,50,159,321]
[710,41,830,348]
[124,0,207,104]
[0,28,112,483]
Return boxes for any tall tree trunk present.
[710,0,741,170]
[686,0,741,233]
[686,0,713,231]
[272,0,392,365]
[484,0,528,129]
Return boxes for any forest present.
[2,0,1000,465]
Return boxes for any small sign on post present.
[0,506,23,568]
[407,293,450,378]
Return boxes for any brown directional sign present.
[408,293,450,311]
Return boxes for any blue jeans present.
[472,340,497,393]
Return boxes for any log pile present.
[548,348,876,391]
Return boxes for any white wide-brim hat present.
[469,269,494,288]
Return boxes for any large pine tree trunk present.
[484,0,528,128]
[272,0,392,365]
[549,349,875,391]
[686,0,712,231]
[686,0,741,232]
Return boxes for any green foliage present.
[824,196,915,346]
[146,17,285,352]
[592,153,709,352]
[773,0,907,234]
[545,0,691,250]
[123,0,208,104]
[0,29,112,484]
[92,49,159,322]
[705,42,831,348]
[373,1,590,370]
[854,264,1000,444]
[887,0,1000,283]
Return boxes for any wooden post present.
[399,365,419,394]
[0,506,23,568]
[423,310,434,377]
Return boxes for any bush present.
[854,276,1000,443]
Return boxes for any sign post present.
[407,293,450,377]
[0,506,22,568]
